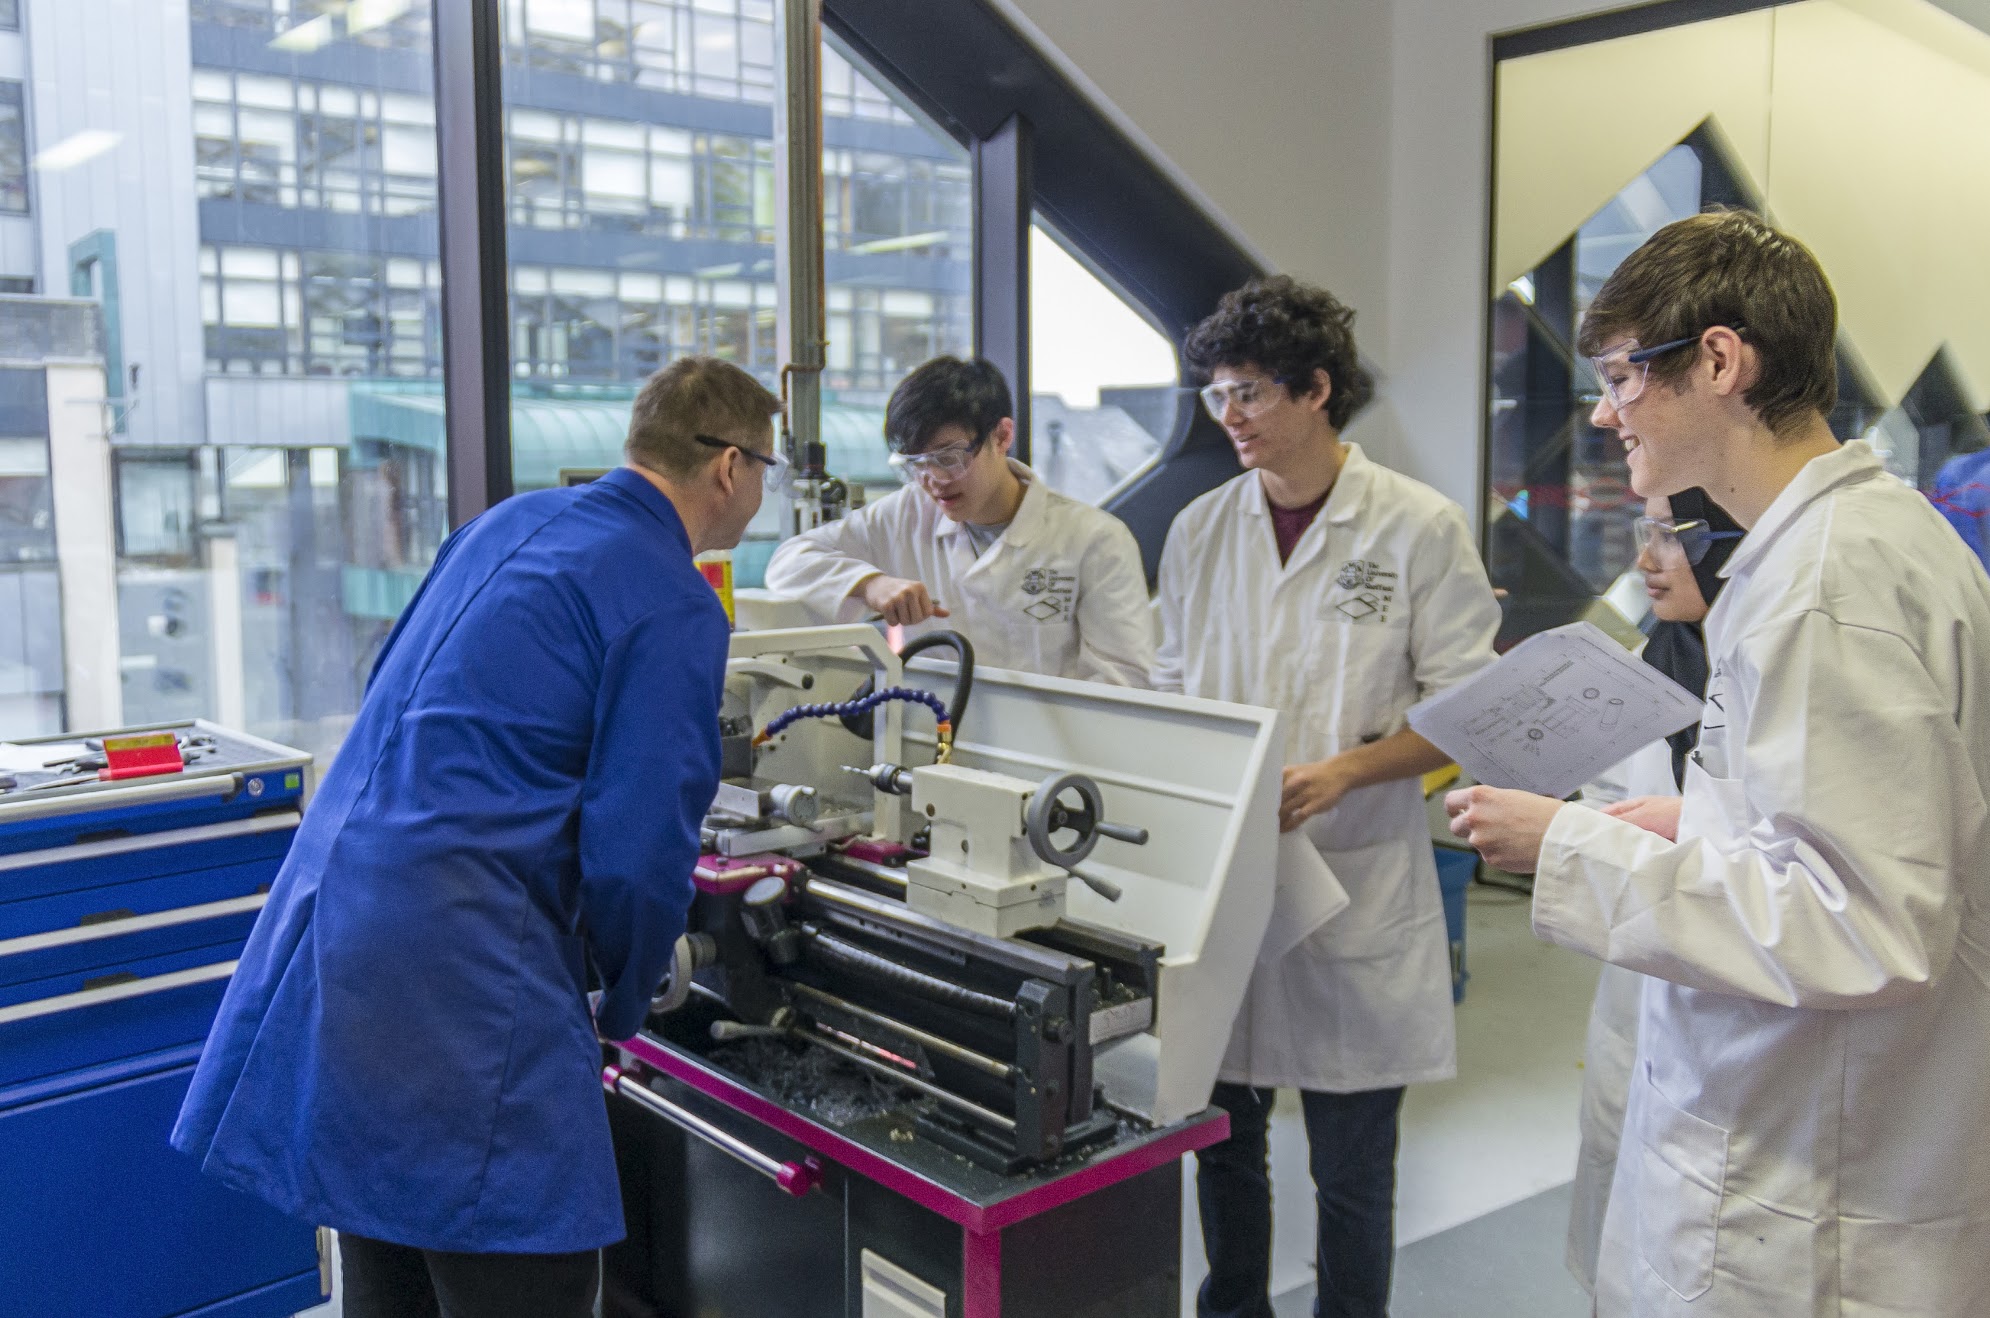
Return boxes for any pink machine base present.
[603,1031,1228,1318]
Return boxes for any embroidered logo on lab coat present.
[1019,567,1076,621]
[1332,559,1398,623]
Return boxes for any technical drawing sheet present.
[1408,622,1703,799]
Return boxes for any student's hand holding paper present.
[1444,784,1567,875]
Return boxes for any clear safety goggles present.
[887,441,980,484]
[1197,376,1287,424]
[1586,324,1746,410]
[1633,516,1742,567]
[694,433,790,492]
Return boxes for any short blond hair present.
[626,356,782,479]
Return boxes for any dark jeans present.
[339,1233,600,1318]
[1195,1083,1406,1318]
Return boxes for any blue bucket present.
[1434,847,1477,1003]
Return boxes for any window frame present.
[423,0,1259,578]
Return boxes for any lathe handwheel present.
[1025,771,1105,870]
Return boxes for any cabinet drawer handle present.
[0,809,300,875]
[0,894,270,960]
[0,773,246,825]
[602,1065,820,1197]
[0,959,237,1026]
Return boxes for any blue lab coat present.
[172,468,728,1254]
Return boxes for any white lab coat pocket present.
[1633,1064,1729,1301]
[1680,760,1751,852]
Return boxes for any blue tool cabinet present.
[0,722,324,1318]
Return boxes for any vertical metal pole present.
[432,0,513,526]
[773,0,833,532]
[972,114,1033,464]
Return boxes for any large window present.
[0,0,448,767]
[508,0,777,100]
[498,3,971,587]
[5,0,1222,763]
[1028,220,1179,505]
[0,368,58,736]
[193,70,439,217]
[0,82,27,215]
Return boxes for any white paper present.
[0,741,89,773]
[1259,832,1351,964]
[1408,622,1703,800]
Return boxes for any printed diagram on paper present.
[1408,622,1703,799]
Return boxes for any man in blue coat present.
[173,356,784,1316]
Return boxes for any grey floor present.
[1269,1182,1591,1317]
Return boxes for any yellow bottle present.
[694,550,735,626]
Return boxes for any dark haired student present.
[765,355,1153,684]
[1153,277,1500,1318]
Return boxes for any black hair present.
[884,357,1013,455]
[1183,276,1375,430]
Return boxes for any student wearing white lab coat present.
[763,357,1153,685]
[1155,277,1501,1318]
[1566,489,1743,1298]
[1449,211,1990,1316]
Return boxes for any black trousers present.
[1194,1083,1406,1318]
[339,1233,600,1318]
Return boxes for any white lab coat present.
[762,459,1154,685]
[1153,445,1501,1090]
[1568,738,1675,1296]
[1534,441,1990,1317]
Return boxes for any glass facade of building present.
[1,0,1190,764]
[0,0,977,762]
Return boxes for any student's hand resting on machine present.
[1600,795,1682,841]
[857,575,951,626]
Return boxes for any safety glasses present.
[1634,516,1743,567]
[887,441,980,484]
[1586,324,1746,410]
[694,433,790,492]
[1197,376,1288,424]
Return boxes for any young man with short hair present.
[1155,277,1501,1318]
[1449,211,1990,1315]
[763,356,1153,684]
[175,357,784,1318]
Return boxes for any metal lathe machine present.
[601,623,1286,1318]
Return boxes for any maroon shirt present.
[1268,488,1330,564]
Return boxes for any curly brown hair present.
[1183,276,1375,431]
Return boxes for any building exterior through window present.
[2,0,978,765]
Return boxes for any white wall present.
[993,0,1397,434]
[1384,0,1606,520]
[996,0,1611,529]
